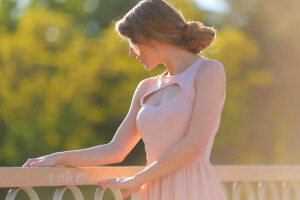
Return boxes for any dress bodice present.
[136,56,226,165]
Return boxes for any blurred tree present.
[0,0,18,31]
[221,0,300,164]
[2,0,285,168]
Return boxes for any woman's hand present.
[97,175,144,199]
[22,153,63,167]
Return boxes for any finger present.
[102,179,123,189]
[101,181,118,188]
[97,179,113,188]
[22,159,38,167]
[30,161,44,167]
[122,187,140,199]
[30,162,39,167]
[122,190,132,199]
[99,178,119,185]
[22,162,31,168]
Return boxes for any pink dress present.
[136,56,226,200]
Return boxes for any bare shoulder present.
[137,76,156,90]
[137,76,156,94]
[134,76,157,106]
[194,59,226,97]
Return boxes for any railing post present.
[94,187,123,200]
[6,187,40,200]
[53,185,84,200]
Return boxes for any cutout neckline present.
[159,56,204,81]
[140,56,206,108]
[143,91,186,108]
[142,82,185,108]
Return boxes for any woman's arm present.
[57,78,155,167]
[54,142,123,167]
[135,60,226,184]
[23,78,153,168]
[22,142,123,168]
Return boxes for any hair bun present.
[181,21,216,54]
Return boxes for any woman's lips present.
[136,56,143,64]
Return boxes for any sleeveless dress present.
[135,56,227,200]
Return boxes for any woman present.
[23,0,227,199]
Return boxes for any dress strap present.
[178,57,209,101]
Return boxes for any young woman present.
[23,0,227,199]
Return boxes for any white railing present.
[1,165,300,200]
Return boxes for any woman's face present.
[129,39,162,71]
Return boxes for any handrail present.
[0,166,145,187]
[1,165,300,200]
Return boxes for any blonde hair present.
[114,0,216,54]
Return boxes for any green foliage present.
[0,8,147,165]
[1,0,298,168]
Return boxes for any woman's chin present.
[143,64,150,70]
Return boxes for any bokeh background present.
[0,0,299,198]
